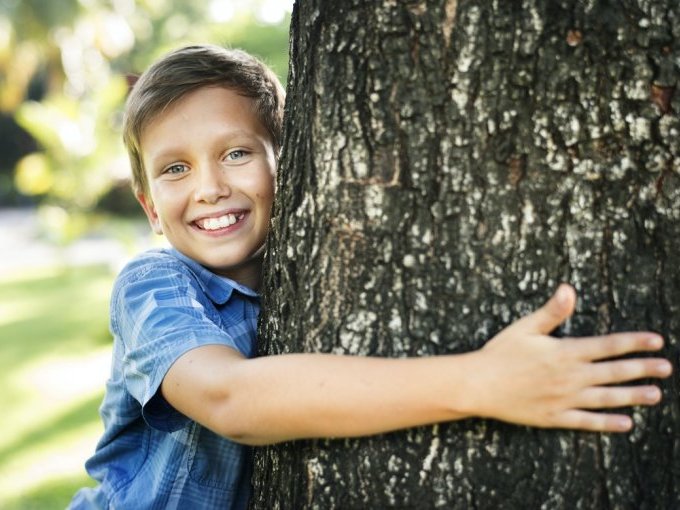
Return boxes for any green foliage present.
[0,0,291,236]
[14,77,129,212]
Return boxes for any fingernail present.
[644,388,660,402]
[656,361,672,376]
[618,417,633,431]
[555,285,568,305]
[646,336,663,349]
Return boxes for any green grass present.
[0,265,116,509]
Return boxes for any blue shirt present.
[69,248,259,509]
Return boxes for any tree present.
[253,1,680,508]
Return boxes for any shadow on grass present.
[0,392,103,466]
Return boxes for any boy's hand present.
[469,284,673,432]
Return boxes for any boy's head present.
[123,45,285,287]
[124,44,285,197]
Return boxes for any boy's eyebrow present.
[144,129,266,163]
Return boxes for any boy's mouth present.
[195,212,247,231]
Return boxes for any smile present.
[195,212,246,231]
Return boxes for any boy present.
[69,45,672,509]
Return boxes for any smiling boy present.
[69,45,672,509]
[136,85,274,290]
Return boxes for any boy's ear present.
[136,192,163,235]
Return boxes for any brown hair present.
[123,44,285,196]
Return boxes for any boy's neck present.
[216,255,264,292]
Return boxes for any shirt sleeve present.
[110,257,242,432]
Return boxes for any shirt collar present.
[167,248,260,305]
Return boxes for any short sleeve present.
[111,258,242,432]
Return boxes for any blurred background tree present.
[0,0,291,242]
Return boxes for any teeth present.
[200,213,241,230]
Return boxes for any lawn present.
[0,264,116,509]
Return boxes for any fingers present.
[558,409,633,433]
[512,283,576,335]
[549,381,667,433]
[574,385,662,410]
[585,358,672,386]
[566,333,666,361]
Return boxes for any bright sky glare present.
[209,0,294,24]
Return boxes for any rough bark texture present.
[253,1,680,508]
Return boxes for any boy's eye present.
[163,164,188,175]
[226,150,247,161]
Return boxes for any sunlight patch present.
[13,348,110,403]
[0,301,38,328]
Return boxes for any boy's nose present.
[194,166,231,204]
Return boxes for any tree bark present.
[253,1,680,508]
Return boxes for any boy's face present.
[136,86,276,286]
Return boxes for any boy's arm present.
[161,284,672,445]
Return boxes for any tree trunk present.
[253,1,680,508]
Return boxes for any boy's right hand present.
[467,284,673,432]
